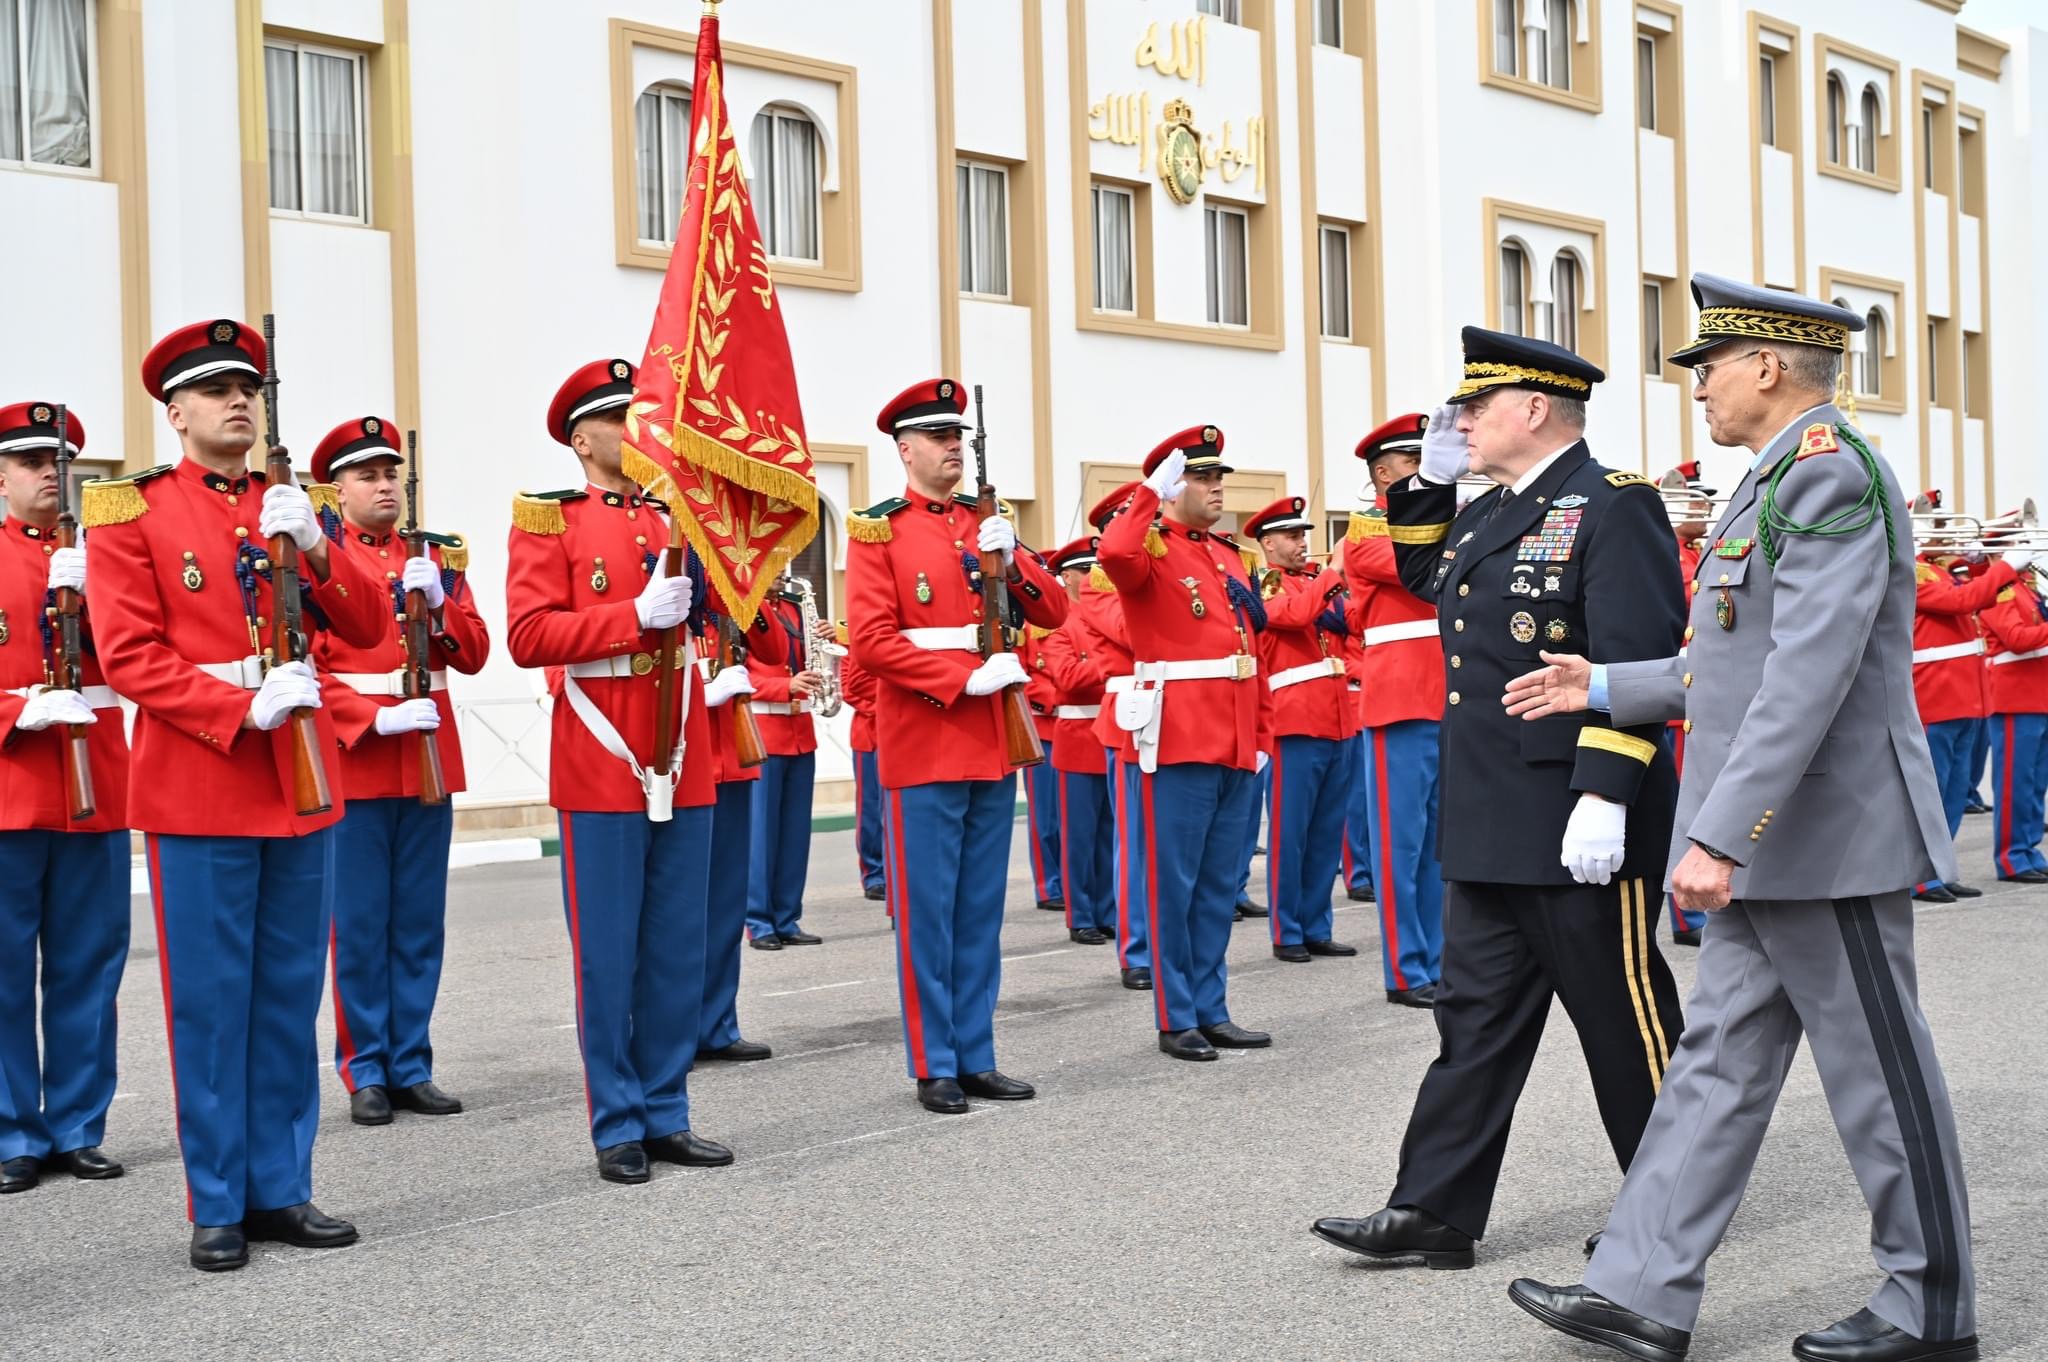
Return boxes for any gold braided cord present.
[1452,362,1593,399]
[1690,305,1849,353]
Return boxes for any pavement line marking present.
[999,1002,1086,1020]
[763,978,871,998]
[770,1041,871,1061]
[551,1023,579,1030]
[1001,948,1071,962]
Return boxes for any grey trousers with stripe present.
[1584,893,1975,1340]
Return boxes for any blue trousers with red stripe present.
[701,781,754,1052]
[854,748,885,895]
[0,829,127,1164]
[746,751,814,940]
[1235,764,1270,903]
[1922,718,1982,892]
[1105,749,1149,971]
[1991,712,2048,879]
[881,777,1015,1079]
[1025,759,1063,904]
[1342,732,1373,892]
[1266,735,1350,947]
[147,829,333,1226]
[1126,761,1257,1033]
[558,807,712,1149]
[1361,720,1445,991]
[1057,769,1113,933]
[330,797,454,1094]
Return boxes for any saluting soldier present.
[0,403,131,1194]
[744,583,825,949]
[1098,426,1275,1061]
[504,358,733,1184]
[845,378,1067,1115]
[1312,328,1686,1269]
[1035,535,1115,945]
[309,416,490,1126]
[89,319,391,1270]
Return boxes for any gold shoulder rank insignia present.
[1604,471,1651,488]
[80,464,172,527]
[1796,423,1839,458]
[512,489,584,536]
[1997,586,2018,604]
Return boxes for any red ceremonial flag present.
[622,0,819,629]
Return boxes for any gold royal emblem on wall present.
[1158,99,1204,205]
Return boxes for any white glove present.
[1560,793,1627,886]
[963,651,1029,696]
[977,514,1017,565]
[248,659,321,731]
[702,665,755,708]
[2006,549,2037,574]
[259,483,322,553]
[400,554,445,609]
[373,698,442,736]
[1418,404,1470,484]
[16,687,97,732]
[1256,749,1271,775]
[48,545,86,595]
[634,555,693,630]
[1144,449,1188,502]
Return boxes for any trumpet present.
[1658,470,1731,530]
[1913,498,2044,553]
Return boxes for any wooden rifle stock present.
[719,613,766,769]
[260,315,334,816]
[50,405,95,820]
[968,385,1043,769]
[402,431,449,806]
[652,544,685,780]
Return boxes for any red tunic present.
[746,596,818,758]
[1256,566,1351,742]
[0,516,131,832]
[1035,609,1108,775]
[1064,582,1136,760]
[841,649,877,754]
[1979,575,2048,716]
[1341,505,1443,729]
[1912,557,2013,725]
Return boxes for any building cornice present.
[1957,26,2009,82]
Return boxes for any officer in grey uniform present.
[1503,275,1977,1362]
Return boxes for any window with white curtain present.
[1,0,94,170]
[1499,242,1527,336]
[1195,0,1241,24]
[1204,203,1249,328]
[1492,0,1518,77]
[1642,280,1663,377]
[1758,54,1778,147]
[1857,86,1880,174]
[751,104,821,264]
[1313,0,1342,48]
[1542,0,1572,91]
[1091,183,1135,313]
[956,160,1010,299]
[634,83,693,245]
[1551,253,1580,352]
[265,41,367,221]
[1861,309,1885,397]
[1319,224,1351,341]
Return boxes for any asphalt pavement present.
[5,810,2042,1361]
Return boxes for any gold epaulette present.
[1088,564,1116,593]
[1026,623,1053,641]
[512,491,578,536]
[1914,563,1937,585]
[1998,586,2017,604]
[1237,544,1261,578]
[307,483,340,518]
[1143,522,1167,558]
[1347,509,1389,542]
[848,496,908,544]
[421,530,468,572]
[1605,471,1651,489]
[80,464,172,527]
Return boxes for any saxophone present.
[791,575,847,717]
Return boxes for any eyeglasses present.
[1692,350,1788,385]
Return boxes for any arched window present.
[634,82,692,245]
[1551,252,1580,353]
[1857,84,1881,173]
[1499,242,1528,336]
[1826,74,1848,165]
[1861,308,1886,397]
[751,104,821,264]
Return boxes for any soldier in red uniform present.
[505,358,733,1185]
[1034,536,1114,945]
[1660,461,1715,943]
[840,644,887,901]
[1976,543,2048,883]
[1099,426,1275,1060]
[845,378,1067,1114]
[308,416,490,1125]
[0,403,131,1195]
[1018,600,1066,916]
[744,583,825,948]
[88,319,391,1270]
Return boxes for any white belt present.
[1363,619,1438,647]
[755,699,812,716]
[1913,640,1985,665]
[1268,657,1346,690]
[194,657,271,689]
[1054,703,1100,720]
[333,669,448,697]
[1103,655,1259,691]
[1990,647,2048,667]
[6,683,120,709]
[561,638,697,822]
[566,652,687,680]
[902,625,980,652]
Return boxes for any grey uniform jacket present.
[1606,404,1957,900]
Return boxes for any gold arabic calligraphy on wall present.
[1085,14,1266,197]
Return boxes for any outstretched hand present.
[1503,651,1592,719]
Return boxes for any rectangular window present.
[1636,34,1656,131]
[1551,252,1579,353]
[1758,54,1777,147]
[1926,320,1939,405]
[1543,0,1571,91]
[956,160,1011,299]
[1195,0,1241,23]
[1957,122,1984,216]
[1090,183,1135,314]
[752,106,822,264]
[1921,105,1935,191]
[1313,0,1342,48]
[634,85,692,244]
[264,41,368,222]
[1642,280,1663,378]
[1492,0,1518,77]
[1318,224,1351,341]
[1499,243,1526,337]
[1204,203,1249,327]
[0,0,92,169]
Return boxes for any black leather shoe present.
[960,1070,1035,1100]
[1585,1229,1604,1256]
[1233,899,1268,919]
[243,1203,359,1249]
[2005,869,2048,884]
[777,929,822,945]
[701,1038,773,1062]
[1672,928,1703,946]
[1069,927,1109,945]
[349,1085,393,1126]
[1946,882,1983,898]
[1508,1278,1691,1361]
[1912,885,1957,904]
[53,1146,123,1179]
[1036,897,1065,912]
[1310,1206,1474,1269]
[597,1142,650,1183]
[0,1156,40,1193]
[1791,1309,1978,1362]
[391,1081,463,1116]
[1347,883,1375,902]
[645,1130,734,1167]
[1386,985,1437,1008]
[917,1078,968,1115]
[748,935,783,950]
[189,1224,248,1272]
[1121,967,1153,991]
[1273,943,1311,963]
[1158,1029,1219,1061]
[1200,1022,1270,1048]
[1964,798,1990,814]
[1306,939,1358,957]
[863,883,887,901]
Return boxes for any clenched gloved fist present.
[259,483,323,553]
[374,698,442,736]
[48,545,86,595]
[16,686,97,732]
[977,514,1017,565]
[249,660,321,731]
[1560,793,1627,886]
[400,554,445,609]
[963,652,1029,696]
[702,665,755,708]
[634,555,693,631]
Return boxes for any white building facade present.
[4,0,2043,819]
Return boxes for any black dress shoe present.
[1158,1029,1219,1061]
[917,1078,968,1115]
[349,1085,393,1126]
[391,1081,463,1116]
[701,1038,773,1062]
[1310,1206,1474,1270]
[1386,984,1437,1008]
[777,929,822,945]
[1346,883,1376,902]
[1036,897,1065,912]
[0,1156,40,1193]
[1792,1308,1978,1362]
[1912,885,1957,904]
[645,1130,734,1166]
[189,1224,248,1272]
[1121,967,1153,991]
[1585,1229,1603,1256]
[1200,1022,1270,1048]
[242,1203,359,1249]
[53,1146,124,1179]
[748,935,784,951]
[1964,799,1990,814]
[1273,943,1311,963]
[1069,927,1109,945]
[1672,928,1703,946]
[1946,882,1983,898]
[1508,1279,1691,1361]
[1306,939,1358,957]
[597,1142,650,1183]
[960,1070,1035,1100]
[1233,899,1269,919]
[2006,869,2048,884]
[864,884,887,901]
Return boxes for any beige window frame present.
[1484,199,1607,370]
[1477,0,1601,114]
[1819,268,1905,414]
[1814,35,1901,191]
